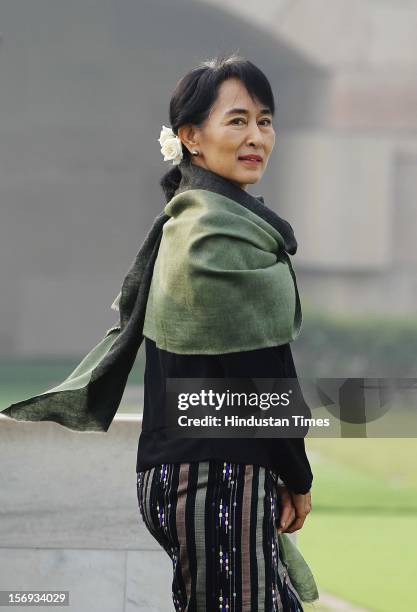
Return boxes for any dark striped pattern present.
[136,460,304,611]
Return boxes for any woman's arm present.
[218,343,313,494]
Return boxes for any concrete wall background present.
[0,0,326,358]
[1,0,417,359]
[0,415,177,611]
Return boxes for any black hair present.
[159,51,275,202]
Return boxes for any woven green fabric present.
[142,188,302,354]
[279,533,320,603]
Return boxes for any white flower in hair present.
[158,124,183,165]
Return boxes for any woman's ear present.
[177,124,200,155]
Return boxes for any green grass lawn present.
[299,439,417,611]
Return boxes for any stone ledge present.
[0,413,156,550]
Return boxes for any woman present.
[1,52,318,612]
[135,54,316,611]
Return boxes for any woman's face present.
[178,78,275,191]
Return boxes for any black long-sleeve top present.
[136,336,313,494]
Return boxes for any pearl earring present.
[192,150,199,156]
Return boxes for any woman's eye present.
[231,118,272,126]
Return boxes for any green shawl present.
[1,161,302,431]
[0,160,318,603]
[141,187,301,353]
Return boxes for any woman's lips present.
[238,158,262,166]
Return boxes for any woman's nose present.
[245,125,265,146]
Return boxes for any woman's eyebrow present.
[224,107,272,116]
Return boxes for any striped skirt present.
[136,460,304,611]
